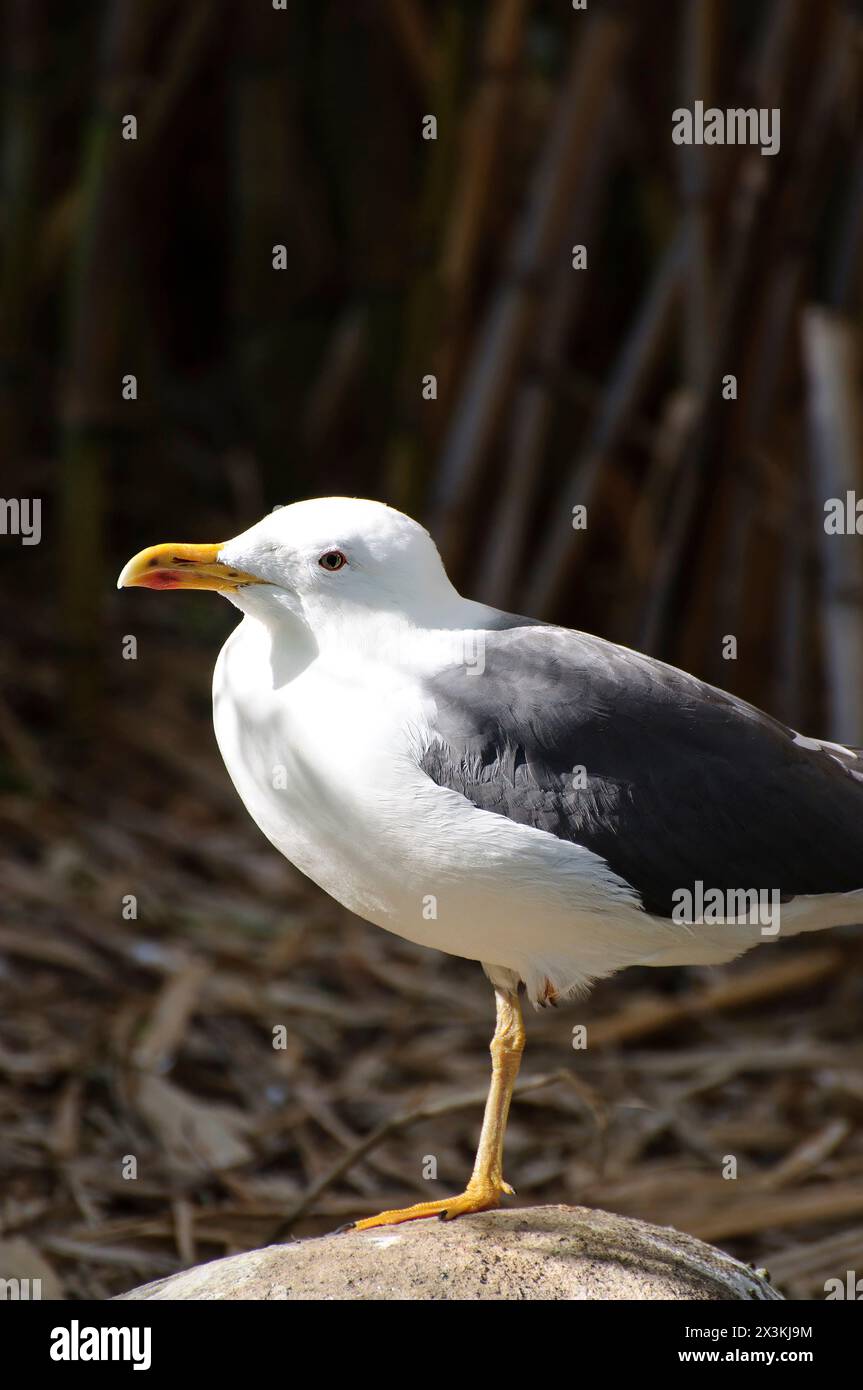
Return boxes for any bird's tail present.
[639,889,863,968]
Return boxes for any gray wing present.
[418,624,863,918]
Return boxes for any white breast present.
[211,613,671,1001]
[213,616,421,923]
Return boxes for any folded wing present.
[418,624,863,919]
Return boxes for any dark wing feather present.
[419,625,863,917]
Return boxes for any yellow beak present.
[116,542,265,593]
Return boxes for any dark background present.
[1,0,862,1299]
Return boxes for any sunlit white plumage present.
[199,498,863,1003]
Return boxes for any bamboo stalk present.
[429,11,628,577]
[801,305,863,742]
[382,0,438,99]
[229,2,334,490]
[523,226,686,620]
[442,0,525,289]
[383,3,467,513]
[60,0,169,725]
[636,3,802,657]
[679,0,719,394]
[712,1,862,706]
[770,416,807,726]
[0,0,48,462]
[477,102,619,610]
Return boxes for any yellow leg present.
[347,984,525,1231]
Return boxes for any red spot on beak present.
[140,571,183,589]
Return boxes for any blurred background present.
[1,0,863,1299]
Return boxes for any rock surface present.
[117,1205,783,1301]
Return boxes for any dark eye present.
[318,549,347,572]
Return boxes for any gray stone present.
[116,1205,783,1301]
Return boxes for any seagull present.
[118,496,863,1230]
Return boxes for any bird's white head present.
[117,496,460,638]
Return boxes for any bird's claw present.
[343,1179,512,1231]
